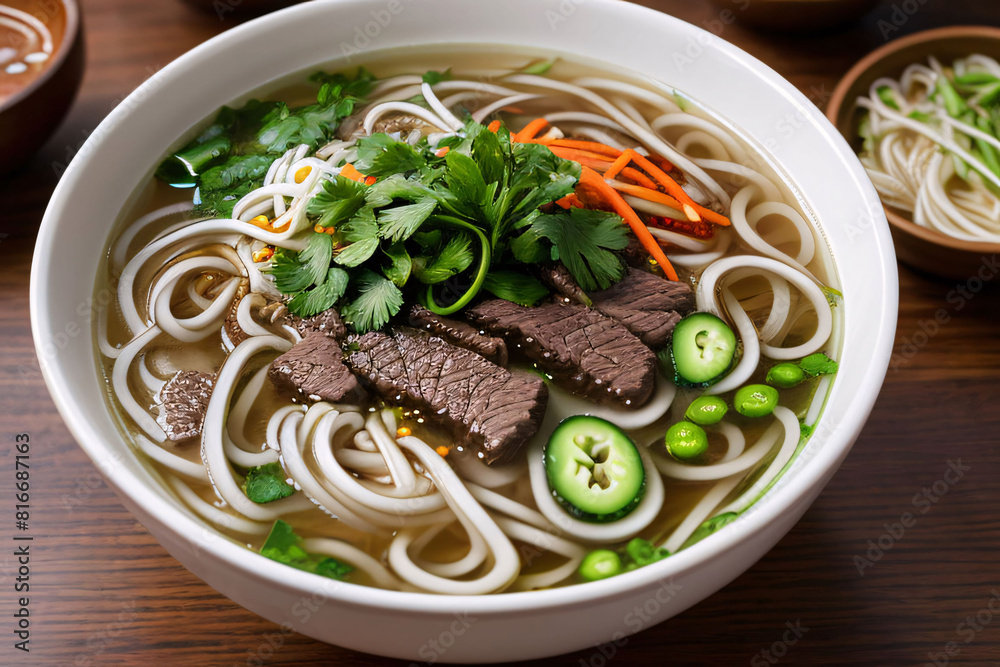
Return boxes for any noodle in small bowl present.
[30,0,897,662]
[827,26,1000,280]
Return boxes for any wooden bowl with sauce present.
[0,0,83,173]
[826,26,1000,280]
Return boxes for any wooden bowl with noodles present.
[826,26,1000,280]
[0,0,84,173]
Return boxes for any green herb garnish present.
[242,463,295,504]
[260,520,353,580]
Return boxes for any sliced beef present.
[268,332,366,403]
[466,300,655,408]
[288,309,346,340]
[589,268,695,348]
[160,371,214,442]
[408,305,508,366]
[346,327,547,465]
[540,264,591,307]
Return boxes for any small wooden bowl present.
[0,0,84,173]
[826,26,1000,280]
[710,0,878,32]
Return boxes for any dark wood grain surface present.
[2,1,999,665]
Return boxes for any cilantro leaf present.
[509,226,549,264]
[355,134,425,178]
[482,271,549,306]
[299,232,334,287]
[308,175,367,227]
[260,520,353,580]
[334,207,380,267]
[266,233,333,294]
[287,267,349,317]
[529,208,628,291]
[198,154,274,193]
[421,69,452,85]
[258,84,356,153]
[798,353,839,377]
[341,270,404,332]
[382,242,412,287]
[378,198,437,242]
[471,126,506,188]
[365,173,441,208]
[411,234,474,284]
[444,151,487,212]
[243,463,295,504]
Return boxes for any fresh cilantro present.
[528,208,628,290]
[798,353,839,377]
[382,242,412,287]
[341,270,404,332]
[411,234,474,284]
[243,463,295,504]
[334,207,380,267]
[260,520,353,580]
[354,134,426,178]
[287,267,349,317]
[378,198,437,242]
[198,154,274,193]
[421,69,452,85]
[308,176,367,227]
[482,271,548,306]
[267,233,332,293]
[366,174,441,207]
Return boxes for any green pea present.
[684,395,728,425]
[664,421,708,461]
[579,549,623,581]
[734,384,779,417]
[766,363,805,388]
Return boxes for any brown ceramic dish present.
[826,26,1000,280]
[709,0,877,32]
[0,0,84,173]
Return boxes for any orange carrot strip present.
[339,163,365,182]
[547,139,624,158]
[434,146,450,157]
[554,193,583,209]
[578,166,679,281]
[602,151,634,180]
[487,119,502,133]
[609,180,730,226]
[513,117,549,143]
[627,150,700,222]
[648,154,676,174]
[364,176,377,186]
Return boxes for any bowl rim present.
[30,0,898,618]
[0,0,80,115]
[825,24,1000,253]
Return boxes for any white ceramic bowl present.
[30,0,898,662]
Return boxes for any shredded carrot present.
[434,146,450,157]
[648,154,676,174]
[544,145,657,189]
[602,151,634,181]
[339,163,365,182]
[396,426,412,437]
[609,180,730,226]
[626,150,700,222]
[364,176,377,186]
[435,445,450,458]
[513,117,549,143]
[324,227,337,235]
[578,166,679,281]
[547,139,624,158]
[487,119,502,133]
[554,193,583,209]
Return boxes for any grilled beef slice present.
[268,332,366,403]
[346,327,547,464]
[540,264,591,307]
[160,371,215,442]
[588,267,695,348]
[466,300,656,408]
[408,304,509,366]
[288,308,347,340]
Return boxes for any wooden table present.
[2,0,999,664]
